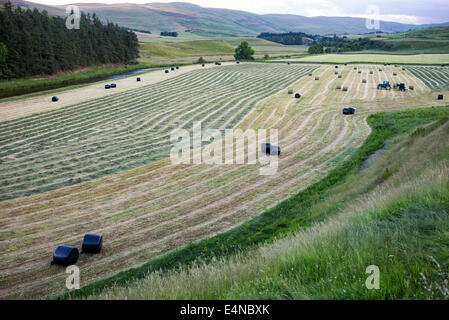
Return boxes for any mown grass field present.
[88,108,449,300]
[0,61,448,299]
[278,53,449,65]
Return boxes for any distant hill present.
[3,1,449,36]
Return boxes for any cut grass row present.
[89,120,449,299]
[54,105,449,299]
[0,65,316,201]
[406,66,449,91]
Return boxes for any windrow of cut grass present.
[88,118,449,300]
[55,105,449,299]
[1,63,446,299]
[406,66,449,91]
[0,64,317,201]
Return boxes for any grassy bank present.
[0,64,151,99]
[54,105,449,299]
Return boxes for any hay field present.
[0,62,448,298]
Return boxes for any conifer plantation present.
[0,2,139,79]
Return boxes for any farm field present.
[0,62,448,299]
[137,36,308,65]
[279,53,449,65]
[407,66,449,90]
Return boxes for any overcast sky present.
[34,0,449,24]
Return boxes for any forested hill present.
[0,2,139,79]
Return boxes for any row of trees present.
[257,32,311,45]
[0,2,139,79]
[160,31,178,37]
[258,31,396,54]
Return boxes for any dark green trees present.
[234,41,254,60]
[0,2,139,79]
[308,42,324,54]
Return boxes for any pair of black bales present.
[51,234,103,266]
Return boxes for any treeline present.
[257,32,311,45]
[0,2,139,79]
[257,31,396,53]
[316,35,392,52]
[160,31,178,37]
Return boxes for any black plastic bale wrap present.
[137,77,141,82]
[262,143,271,154]
[53,245,79,266]
[82,233,103,254]
[295,93,301,99]
[52,96,59,102]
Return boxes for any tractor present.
[393,83,406,91]
[377,81,391,90]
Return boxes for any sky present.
[32,0,449,24]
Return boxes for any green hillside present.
[6,0,447,36]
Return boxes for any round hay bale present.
[52,245,79,266]
[308,73,313,76]
[165,70,169,73]
[315,77,320,80]
[110,83,116,88]
[294,93,301,99]
[393,72,397,76]
[379,68,382,72]
[202,64,205,67]
[362,79,367,83]
[402,67,406,71]
[52,96,59,102]
[370,71,373,74]
[176,66,179,69]
[338,75,342,78]
[335,71,338,75]
[358,70,361,74]
[288,89,293,94]
[409,85,414,90]
[171,67,175,71]
[105,84,111,89]
[336,85,341,90]
[354,67,357,70]
[342,87,348,91]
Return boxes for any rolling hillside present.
[4,0,448,36]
